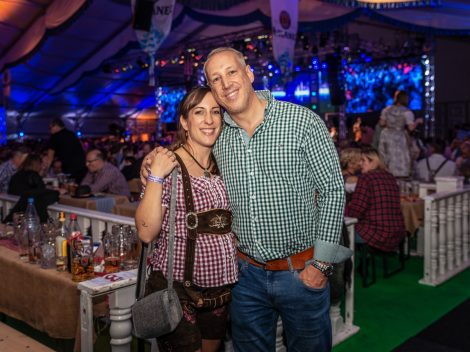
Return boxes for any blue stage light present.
[76,131,82,137]
[19,132,24,137]
[268,64,273,70]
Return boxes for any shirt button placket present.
[247,144,257,240]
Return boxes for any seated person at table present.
[80,149,131,198]
[345,147,405,252]
[415,139,456,182]
[0,146,30,193]
[340,147,362,196]
[8,153,46,195]
[456,140,470,176]
[47,159,63,177]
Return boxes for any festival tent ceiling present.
[1,0,470,135]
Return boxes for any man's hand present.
[140,147,161,186]
[298,263,328,289]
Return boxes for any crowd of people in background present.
[0,128,165,203]
[0,108,468,205]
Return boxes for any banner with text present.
[270,0,298,77]
[132,0,176,86]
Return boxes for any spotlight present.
[19,131,24,137]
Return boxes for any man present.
[0,146,29,193]
[81,149,130,197]
[415,139,456,182]
[46,118,86,183]
[143,47,351,351]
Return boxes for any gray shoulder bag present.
[132,168,183,339]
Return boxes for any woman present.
[378,90,422,178]
[345,147,405,252]
[340,147,362,196]
[8,153,45,195]
[135,87,237,352]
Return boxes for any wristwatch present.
[310,260,334,277]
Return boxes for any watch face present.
[324,266,334,277]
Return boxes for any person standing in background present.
[378,90,423,178]
[46,118,87,183]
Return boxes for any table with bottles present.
[0,234,80,341]
[0,198,139,350]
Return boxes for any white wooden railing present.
[0,193,359,349]
[420,188,470,286]
[0,194,135,241]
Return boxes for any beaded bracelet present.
[148,172,164,185]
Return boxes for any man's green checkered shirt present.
[213,91,352,263]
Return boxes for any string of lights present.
[421,53,435,138]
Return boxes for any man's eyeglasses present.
[86,158,99,164]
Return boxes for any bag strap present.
[434,158,449,175]
[166,167,178,289]
[135,168,178,299]
[426,156,449,181]
[173,153,198,289]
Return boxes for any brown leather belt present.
[237,247,314,271]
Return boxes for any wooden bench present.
[0,321,53,352]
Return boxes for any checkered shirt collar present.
[223,90,275,128]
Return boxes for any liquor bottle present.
[55,212,68,271]
[69,214,94,282]
[25,197,41,264]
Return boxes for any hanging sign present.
[270,0,299,77]
[132,0,176,86]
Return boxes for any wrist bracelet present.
[148,173,164,185]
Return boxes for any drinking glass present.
[40,223,56,269]
[122,226,138,270]
[103,228,121,273]
[13,212,29,262]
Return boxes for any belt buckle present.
[186,212,198,230]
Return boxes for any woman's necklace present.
[181,145,211,178]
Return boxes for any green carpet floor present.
[333,257,470,352]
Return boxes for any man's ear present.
[245,65,254,83]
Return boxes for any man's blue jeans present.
[231,258,332,352]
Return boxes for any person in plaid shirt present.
[136,87,237,352]
[204,47,351,352]
[142,47,352,352]
[345,147,406,252]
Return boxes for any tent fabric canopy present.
[1,0,470,135]
[0,0,87,72]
